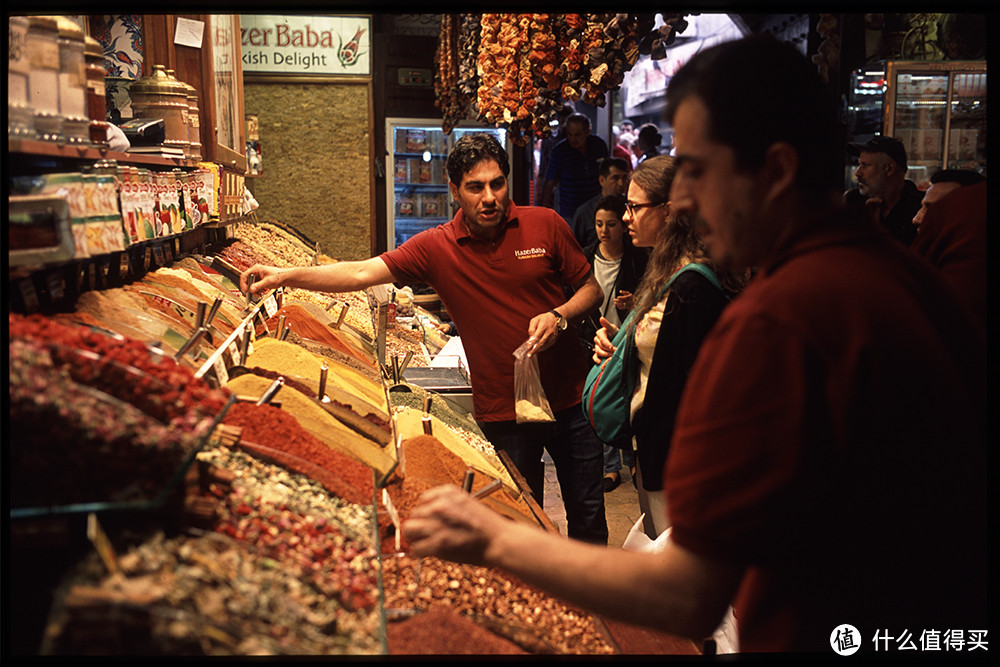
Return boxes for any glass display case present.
[385,119,508,249]
[884,60,986,186]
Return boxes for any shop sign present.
[240,15,370,76]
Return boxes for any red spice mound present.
[9,312,229,419]
[222,402,374,506]
[386,606,527,655]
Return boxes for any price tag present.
[143,246,152,271]
[264,294,278,319]
[152,244,165,267]
[99,258,111,285]
[119,252,131,279]
[18,279,39,313]
[213,354,229,385]
[228,341,241,366]
[88,262,98,288]
[46,271,66,300]
[164,239,175,263]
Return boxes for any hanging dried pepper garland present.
[436,13,693,145]
[435,14,474,133]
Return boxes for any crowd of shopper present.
[401,35,987,655]
[244,33,986,657]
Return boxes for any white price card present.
[213,354,229,385]
[264,294,278,318]
[228,341,241,366]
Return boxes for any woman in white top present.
[579,194,649,491]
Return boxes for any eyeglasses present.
[625,200,666,216]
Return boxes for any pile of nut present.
[382,553,615,655]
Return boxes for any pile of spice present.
[382,554,615,655]
[221,401,374,507]
[47,526,383,655]
[282,286,376,339]
[225,373,396,477]
[262,303,375,368]
[388,383,483,438]
[384,324,431,368]
[231,220,317,268]
[283,331,382,384]
[245,338,387,412]
[386,606,526,654]
[9,312,229,422]
[202,446,380,616]
[378,435,535,554]
[9,337,208,508]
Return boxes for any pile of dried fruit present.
[46,442,383,655]
[9,337,209,508]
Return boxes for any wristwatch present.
[550,309,568,332]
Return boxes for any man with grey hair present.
[844,135,923,246]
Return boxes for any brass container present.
[56,17,86,121]
[8,15,33,136]
[182,81,202,160]
[26,16,62,140]
[129,64,189,152]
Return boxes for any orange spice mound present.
[263,303,373,366]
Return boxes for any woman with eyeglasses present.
[593,155,748,539]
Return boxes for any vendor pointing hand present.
[237,133,608,545]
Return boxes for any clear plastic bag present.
[512,338,556,423]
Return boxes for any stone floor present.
[541,450,644,547]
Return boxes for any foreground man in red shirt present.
[403,35,986,655]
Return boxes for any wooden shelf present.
[8,137,202,169]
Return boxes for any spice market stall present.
[9,212,649,656]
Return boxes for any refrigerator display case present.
[884,60,987,187]
[844,60,986,188]
[385,119,508,250]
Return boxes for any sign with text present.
[240,15,370,76]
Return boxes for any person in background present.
[611,125,634,174]
[534,103,575,207]
[571,157,630,250]
[591,155,743,538]
[242,133,609,545]
[910,177,987,335]
[843,135,923,246]
[542,113,610,223]
[578,193,649,492]
[633,123,663,164]
[402,35,986,654]
[910,167,985,228]
[618,131,638,169]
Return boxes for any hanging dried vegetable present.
[435,14,472,133]
[439,14,694,144]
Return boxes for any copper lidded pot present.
[129,64,190,153]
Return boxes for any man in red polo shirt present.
[241,133,609,545]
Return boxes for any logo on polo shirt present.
[514,246,546,260]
